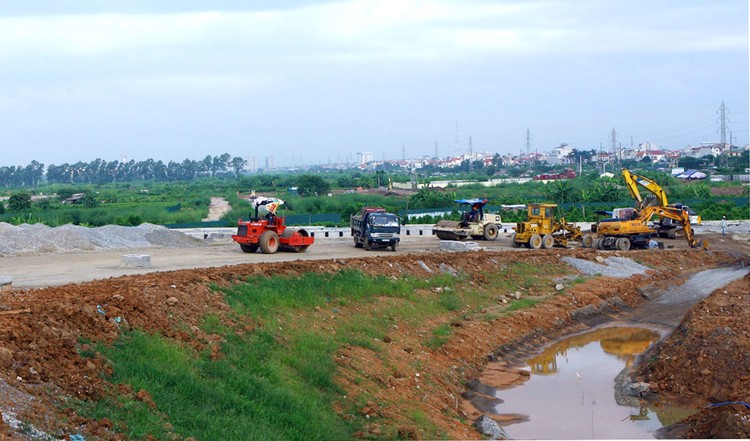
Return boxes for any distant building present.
[264,156,275,169]
[357,152,374,164]
[245,156,258,172]
[62,193,85,204]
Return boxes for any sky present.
[0,0,748,168]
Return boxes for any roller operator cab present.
[432,199,501,241]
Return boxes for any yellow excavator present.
[582,169,704,250]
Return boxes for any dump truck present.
[432,199,501,241]
[511,203,582,248]
[350,207,400,251]
[232,197,314,254]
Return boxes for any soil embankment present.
[0,231,748,439]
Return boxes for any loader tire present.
[259,230,280,254]
[240,244,259,253]
[529,234,542,249]
[511,233,522,248]
[541,234,554,249]
[582,235,594,248]
[483,223,499,241]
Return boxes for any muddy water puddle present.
[487,326,693,439]
[471,266,749,439]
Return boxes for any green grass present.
[504,298,543,313]
[426,323,453,350]
[81,265,563,440]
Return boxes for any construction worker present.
[468,203,480,222]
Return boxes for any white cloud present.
[0,0,744,64]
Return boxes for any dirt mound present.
[639,273,750,438]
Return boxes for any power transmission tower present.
[468,136,473,172]
[454,121,460,152]
[610,128,619,167]
[526,129,531,156]
[717,100,729,145]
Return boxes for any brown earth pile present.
[0,246,745,439]
[639,274,750,438]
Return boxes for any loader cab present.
[527,203,557,228]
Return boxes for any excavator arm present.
[621,169,669,209]
[638,205,700,248]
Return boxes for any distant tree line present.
[0,154,247,187]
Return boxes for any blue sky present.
[0,0,747,167]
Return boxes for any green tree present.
[82,193,99,208]
[296,175,331,197]
[8,192,32,211]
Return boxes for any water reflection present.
[491,326,688,439]
[528,327,659,374]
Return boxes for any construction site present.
[0,217,748,439]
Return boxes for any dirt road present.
[2,235,516,289]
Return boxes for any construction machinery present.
[511,203,582,249]
[620,168,701,238]
[582,169,704,250]
[583,204,701,250]
[232,197,314,254]
[433,199,501,241]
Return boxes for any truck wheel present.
[596,237,606,250]
[511,233,522,248]
[582,235,594,248]
[667,229,676,239]
[353,237,363,248]
[240,244,258,253]
[542,234,554,249]
[390,243,398,252]
[483,223,499,241]
[364,240,372,251]
[616,238,631,251]
[529,234,542,249]
[259,230,280,254]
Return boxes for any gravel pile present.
[561,256,650,278]
[0,222,203,256]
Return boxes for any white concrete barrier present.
[439,241,481,251]
[121,254,152,268]
[0,276,12,292]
